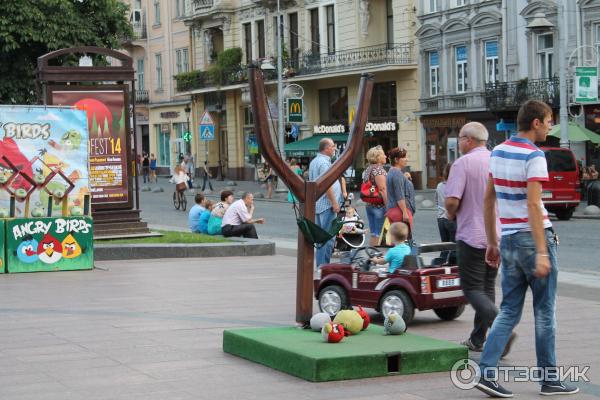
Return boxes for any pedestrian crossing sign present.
[199,124,215,141]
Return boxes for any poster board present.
[47,86,132,210]
[0,220,5,273]
[0,106,89,218]
[5,217,93,273]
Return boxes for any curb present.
[94,239,275,261]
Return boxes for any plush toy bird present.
[333,309,364,335]
[310,313,331,332]
[384,311,407,335]
[37,234,63,264]
[355,306,370,330]
[321,322,345,343]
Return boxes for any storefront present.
[149,106,190,175]
[421,114,465,189]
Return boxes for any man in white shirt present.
[221,192,265,238]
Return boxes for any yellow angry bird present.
[61,234,82,259]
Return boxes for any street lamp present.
[184,104,192,155]
[527,8,569,149]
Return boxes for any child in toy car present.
[370,222,411,273]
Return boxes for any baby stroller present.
[334,196,367,253]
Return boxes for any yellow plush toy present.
[333,310,364,335]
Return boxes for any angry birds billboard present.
[5,217,93,273]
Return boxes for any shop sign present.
[160,111,180,119]
[314,124,346,134]
[365,122,397,132]
[575,67,598,103]
[287,98,303,123]
[421,116,467,129]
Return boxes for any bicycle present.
[173,188,187,211]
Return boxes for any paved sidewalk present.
[0,255,598,399]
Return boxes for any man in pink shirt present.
[445,122,515,356]
[221,192,265,238]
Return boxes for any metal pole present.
[558,1,569,149]
[277,0,285,160]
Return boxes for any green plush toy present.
[333,309,364,335]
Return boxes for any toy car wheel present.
[318,285,348,317]
[380,290,414,324]
[433,305,465,321]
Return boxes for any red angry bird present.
[321,322,345,343]
[37,234,63,264]
[355,306,370,330]
[0,137,33,193]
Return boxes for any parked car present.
[540,147,581,220]
[314,243,467,324]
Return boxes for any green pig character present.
[60,129,82,151]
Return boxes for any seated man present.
[370,222,411,273]
[188,193,206,233]
[221,192,265,239]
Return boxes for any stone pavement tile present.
[2,343,87,357]
[31,356,122,373]
[0,381,69,398]
[15,348,99,364]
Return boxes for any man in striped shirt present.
[474,100,578,397]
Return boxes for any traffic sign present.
[199,124,215,140]
[199,110,214,125]
[183,131,192,142]
[287,98,303,123]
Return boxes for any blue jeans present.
[365,206,385,238]
[480,229,558,382]
[316,207,336,267]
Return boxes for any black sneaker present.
[475,378,513,398]
[540,382,579,396]
[461,338,483,352]
[501,332,517,359]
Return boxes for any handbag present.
[360,167,384,205]
[176,182,187,192]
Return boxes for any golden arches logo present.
[289,101,301,114]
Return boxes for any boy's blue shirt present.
[385,242,412,273]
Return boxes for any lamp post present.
[527,7,568,149]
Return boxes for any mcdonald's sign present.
[287,98,303,123]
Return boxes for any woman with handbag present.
[384,147,414,242]
[361,146,388,246]
[173,165,188,193]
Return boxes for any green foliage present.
[216,47,242,69]
[175,70,207,92]
[0,0,132,104]
[174,47,243,90]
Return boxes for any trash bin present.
[587,180,600,207]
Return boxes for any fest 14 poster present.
[0,106,90,218]
[50,89,130,206]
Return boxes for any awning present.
[549,122,600,144]
[284,134,349,157]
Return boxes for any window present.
[155,53,163,91]
[596,25,600,66]
[319,87,348,123]
[452,0,466,7]
[175,0,183,17]
[137,58,145,90]
[538,34,554,79]
[134,0,141,8]
[455,46,468,93]
[155,124,170,166]
[153,0,160,25]
[369,82,397,118]
[386,0,394,48]
[326,5,335,55]
[484,40,499,83]
[429,51,440,96]
[256,20,265,59]
[273,15,283,56]
[427,0,440,13]
[310,8,320,54]
[176,48,189,74]
[289,12,299,65]
[243,23,252,64]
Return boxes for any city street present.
[141,178,600,276]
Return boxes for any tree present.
[0,0,132,104]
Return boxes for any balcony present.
[485,77,559,113]
[122,21,147,45]
[419,92,486,114]
[136,90,149,104]
[175,43,414,93]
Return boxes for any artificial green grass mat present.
[223,325,467,382]
[94,230,229,244]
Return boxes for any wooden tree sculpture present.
[248,66,374,325]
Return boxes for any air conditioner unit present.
[130,9,143,24]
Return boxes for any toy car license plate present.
[437,278,460,288]
[542,191,552,199]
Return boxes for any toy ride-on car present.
[314,243,467,324]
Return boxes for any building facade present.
[122,0,194,175]
[177,0,422,184]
